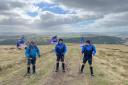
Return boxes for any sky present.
[0,0,128,34]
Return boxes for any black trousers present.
[56,54,64,62]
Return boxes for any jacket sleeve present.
[55,45,58,54]
[81,46,85,54]
[63,44,67,54]
[16,41,19,47]
[92,45,96,56]
[36,46,40,57]
[25,48,30,58]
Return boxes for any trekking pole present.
[39,49,54,65]
[42,55,44,64]
[52,53,56,72]
[52,63,56,72]
[79,54,81,73]
[39,54,43,64]
[24,58,31,77]
[79,51,83,73]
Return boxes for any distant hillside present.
[64,36,124,44]
[0,34,125,45]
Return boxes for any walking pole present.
[79,52,83,73]
[24,58,31,77]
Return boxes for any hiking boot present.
[62,63,65,72]
[79,71,83,74]
[90,67,94,76]
[91,74,94,77]
[55,63,59,72]
[27,66,30,74]
[55,70,58,72]
[26,73,31,76]
[32,65,36,74]
[62,70,65,72]
[80,64,85,74]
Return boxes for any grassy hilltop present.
[0,44,128,85]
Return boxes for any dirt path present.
[40,46,93,85]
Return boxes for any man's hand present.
[62,53,65,56]
[80,52,83,57]
[92,54,95,57]
[38,55,41,58]
[29,58,32,60]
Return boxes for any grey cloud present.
[58,0,128,32]
[36,11,100,28]
[0,0,128,33]
[0,18,29,25]
[93,12,128,27]
[0,0,26,11]
[59,0,128,14]
[82,12,128,32]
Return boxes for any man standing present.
[80,40,96,76]
[55,39,67,72]
[25,41,40,75]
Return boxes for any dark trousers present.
[56,54,65,71]
[81,56,94,75]
[27,57,36,74]
[56,54,64,62]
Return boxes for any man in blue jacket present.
[80,40,96,76]
[25,41,40,75]
[55,39,67,72]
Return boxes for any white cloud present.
[0,0,128,34]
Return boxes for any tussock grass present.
[0,44,128,85]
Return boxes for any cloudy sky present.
[0,0,128,34]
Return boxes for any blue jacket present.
[25,45,40,58]
[82,44,96,56]
[55,43,67,55]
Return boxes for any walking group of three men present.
[25,39,96,77]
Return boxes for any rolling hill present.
[0,34,125,45]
